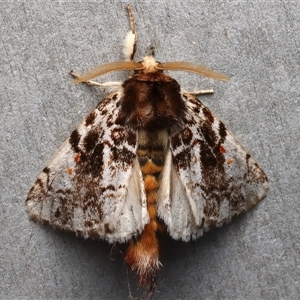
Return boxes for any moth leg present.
[182,89,214,95]
[70,71,122,88]
[124,5,137,61]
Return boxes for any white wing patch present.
[157,149,199,241]
[26,91,148,243]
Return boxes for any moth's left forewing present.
[159,92,269,240]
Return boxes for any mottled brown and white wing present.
[157,93,269,241]
[26,92,148,243]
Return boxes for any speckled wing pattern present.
[26,92,149,243]
[27,89,269,244]
[157,92,269,241]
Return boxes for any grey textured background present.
[1,1,299,299]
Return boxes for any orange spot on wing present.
[74,152,81,163]
[66,168,73,175]
[227,158,233,165]
[220,144,226,153]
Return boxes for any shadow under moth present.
[26,5,269,297]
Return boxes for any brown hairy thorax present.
[116,71,187,130]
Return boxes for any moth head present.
[140,56,159,74]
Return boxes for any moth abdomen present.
[124,128,168,286]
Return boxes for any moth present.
[26,5,269,293]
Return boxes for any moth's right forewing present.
[26,92,148,243]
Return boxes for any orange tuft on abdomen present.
[125,129,168,287]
